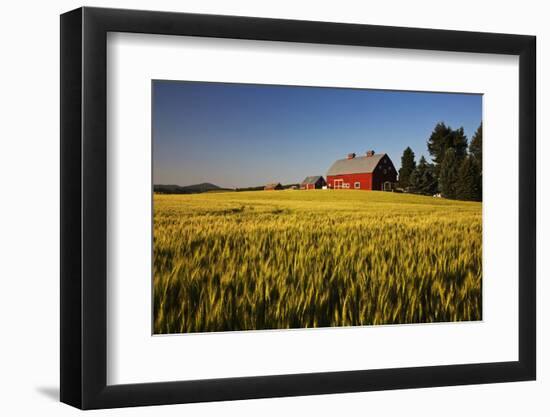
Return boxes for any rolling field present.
[153,190,482,334]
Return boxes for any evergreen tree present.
[427,123,468,178]
[422,161,438,196]
[398,147,416,189]
[469,123,482,167]
[427,122,453,166]
[469,123,483,200]
[456,156,481,201]
[451,127,469,161]
[410,156,438,195]
[439,148,460,199]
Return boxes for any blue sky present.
[153,81,482,188]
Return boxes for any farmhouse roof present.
[327,153,387,176]
[301,175,324,184]
[265,182,282,188]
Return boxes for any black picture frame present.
[60,6,536,410]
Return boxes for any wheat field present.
[153,190,482,334]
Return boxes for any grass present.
[153,190,482,334]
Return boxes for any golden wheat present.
[153,190,482,334]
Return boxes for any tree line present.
[398,122,482,201]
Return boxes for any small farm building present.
[264,182,283,191]
[300,176,327,190]
[326,150,397,191]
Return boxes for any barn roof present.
[265,182,282,188]
[301,175,324,184]
[327,154,387,176]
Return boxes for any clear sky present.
[153,80,482,188]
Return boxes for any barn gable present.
[302,175,326,185]
[300,175,327,190]
[326,153,387,176]
[302,175,320,184]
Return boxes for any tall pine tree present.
[451,127,468,161]
[409,156,438,195]
[469,123,482,167]
[427,122,468,178]
[439,148,459,199]
[469,123,483,200]
[398,147,416,189]
[456,156,481,201]
[427,122,453,166]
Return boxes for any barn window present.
[354,182,360,189]
[383,169,387,175]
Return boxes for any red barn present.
[326,150,397,191]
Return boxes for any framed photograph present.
[60,7,536,409]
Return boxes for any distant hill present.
[154,183,233,194]
[156,182,302,194]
